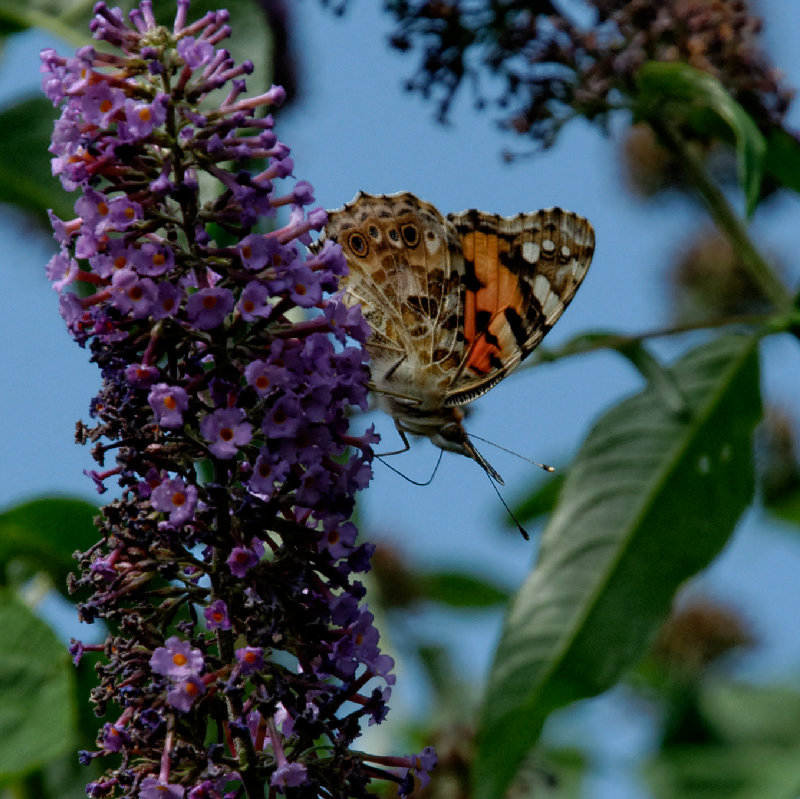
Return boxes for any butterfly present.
[316,191,595,483]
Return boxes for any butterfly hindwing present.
[320,192,471,408]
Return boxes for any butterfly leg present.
[384,352,407,381]
[375,422,412,457]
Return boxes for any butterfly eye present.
[401,224,419,247]
[348,232,369,257]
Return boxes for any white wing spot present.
[542,239,556,254]
[533,274,551,302]
[425,235,441,255]
[556,263,572,282]
[522,241,540,263]
[561,244,571,258]
[543,293,562,317]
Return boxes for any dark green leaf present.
[0,497,98,595]
[647,744,800,799]
[764,128,800,196]
[614,341,689,415]
[417,571,510,608]
[0,97,73,224]
[0,591,76,780]
[764,487,800,525]
[0,1,75,36]
[636,62,766,215]
[473,334,762,799]
[701,682,800,747]
[508,473,564,527]
[514,747,587,799]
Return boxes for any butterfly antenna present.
[375,448,444,486]
[483,471,530,540]
[462,438,505,485]
[467,433,555,473]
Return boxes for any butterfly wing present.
[320,191,468,409]
[442,207,595,406]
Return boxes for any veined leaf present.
[0,590,75,780]
[0,497,98,595]
[0,97,73,224]
[473,334,761,799]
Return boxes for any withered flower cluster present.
[379,0,792,147]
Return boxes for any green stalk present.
[651,118,792,312]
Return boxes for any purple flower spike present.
[227,546,259,578]
[186,287,234,329]
[139,777,185,799]
[150,477,198,526]
[167,676,206,712]
[200,407,252,459]
[148,383,189,428]
[203,599,230,631]
[43,2,418,797]
[235,646,264,673]
[270,761,307,789]
[238,280,271,320]
[150,636,204,680]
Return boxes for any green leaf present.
[647,745,800,799]
[508,473,564,527]
[0,497,98,595]
[0,590,76,780]
[0,97,74,224]
[764,128,800,196]
[764,487,800,525]
[417,571,510,608]
[0,0,73,37]
[701,682,800,747]
[645,682,800,798]
[635,61,766,215]
[472,334,762,799]
[614,340,689,415]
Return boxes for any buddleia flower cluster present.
[382,0,792,148]
[41,2,435,796]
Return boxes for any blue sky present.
[3,2,800,795]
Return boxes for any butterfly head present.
[432,415,505,486]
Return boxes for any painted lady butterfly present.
[316,191,595,482]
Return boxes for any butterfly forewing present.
[443,206,595,406]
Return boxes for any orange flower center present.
[171,491,186,507]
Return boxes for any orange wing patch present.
[461,231,520,375]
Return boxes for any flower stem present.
[650,118,792,311]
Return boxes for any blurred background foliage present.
[3,1,800,798]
